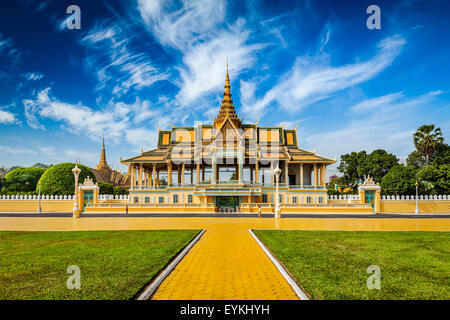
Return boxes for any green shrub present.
[380,165,416,195]
[113,185,129,195]
[98,182,114,195]
[37,163,96,195]
[2,167,45,193]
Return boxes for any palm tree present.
[413,124,444,165]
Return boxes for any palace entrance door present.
[82,190,94,211]
[216,196,240,213]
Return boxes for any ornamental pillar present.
[321,165,326,187]
[152,163,156,188]
[196,163,200,184]
[255,161,259,183]
[177,166,181,184]
[212,157,216,183]
[314,164,318,188]
[167,162,172,185]
[270,161,274,185]
[250,166,253,182]
[202,165,205,182]
[138,163,143,187]
[285,161,289,186]
[182,163,185,185]
[300,163,304,189]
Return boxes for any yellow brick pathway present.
[152,226,298,300]
[1,216,449,300]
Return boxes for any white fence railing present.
[0,195,74,200]
[327,195,360,200]
[382,195,449,200]
[97,195,130,201]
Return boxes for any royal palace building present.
[118,66,341,213]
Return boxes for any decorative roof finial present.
[214,60,241,129]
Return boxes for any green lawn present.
[254,230,450,300]
[0,230,200,300]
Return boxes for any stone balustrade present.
[381,195,449,200]
[0,195,74,200]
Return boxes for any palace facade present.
[119,66,339,212]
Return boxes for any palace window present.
[279,195,282,203]
[306,196,312,203]
[318,196,324,204]
[292,196,297,204]
[158,196,164,203]
[173,194,178,203]
[145,197,150,203]
[188,194,193,203]
[262,194,268,203]
[133,196,139,204]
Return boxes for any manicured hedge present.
[98,182,114,195]
[37,163,96,195]
[3,167,46,193]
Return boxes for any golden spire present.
[96,135,108,169]
[214,61,241,129]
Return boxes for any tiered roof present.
[122,66,335,166]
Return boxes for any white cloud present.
[303,90,444,172]
[138,0,265,105]
[0,105,20,124]
[64,149,98,162]
[24,72,44,81]
[242,35,406,118]
[22,87,181,149]
[138,0,226,49]
[0,145,36,155]
[82,24,168,95]
[176,21,265,104]
[350,92,404,113]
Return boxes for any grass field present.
[0,230,200,300]
[254,230,450,300]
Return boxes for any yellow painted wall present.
[0,200,73,212]
[381,201,450,213]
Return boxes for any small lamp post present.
[37,181,41,213]
[72,161,81,219]
[274,166,282,219]
[415,180,419,215]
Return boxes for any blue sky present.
[0,0,449,177]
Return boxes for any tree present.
[413,124,444,165]
[2,167,46,193]
[113,185,129,195]
[37,163,96,195]
[417,164,450,194]
[432,143,450,165]
[406,151,428,169]
[380,165,416,195]
[32,163,52,169]
[363,149,399,183]
[98,182,115,195]
[337,151,367,185]
[337,149,398,186]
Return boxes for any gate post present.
[358,176,381,213]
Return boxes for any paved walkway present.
[1,217,449,300]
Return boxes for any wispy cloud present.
[23,72,44,81]
[138,0,265,105]
[242,35,406,119]
[22,87,177,150]
[304,90,445,169]
[0,145,36,155]
[0,104,20,124]
[81,23,168,96]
